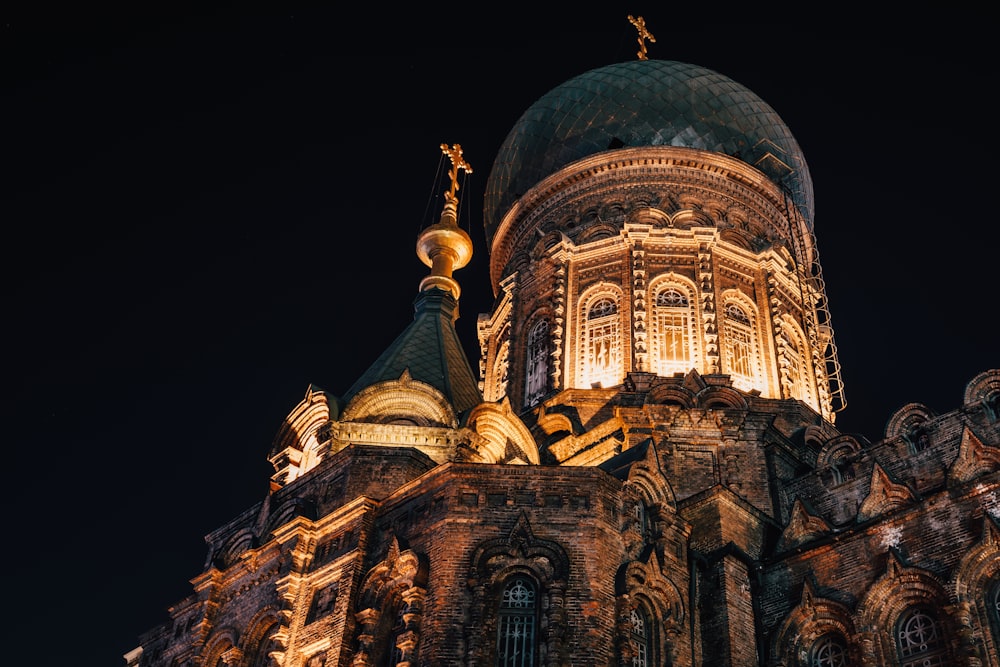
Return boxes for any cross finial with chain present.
[440,143,473,203]
[627,15,655,60]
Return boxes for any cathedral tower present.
[127,19,1000,667]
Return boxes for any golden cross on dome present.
[440,143,473,202]
[627,15,655,60]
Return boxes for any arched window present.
[381,605,406,667]
[250,623,282,667]
[524,319,549,407]
[496,577,537,666]
[652,287,695,377]
[721,301,758,392]
[895,606,949,667]
[809,633,848,667]
[583,296,621,388]
[989,577,1000,653]
[629,606,652,667]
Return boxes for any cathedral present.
[126,19,1000,667]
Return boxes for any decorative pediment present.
[341,370,457,428]
[617,555,685,624]
[268,385,336,485]
[464,398,540,464]
[777,498,832,551]
[952,514,1000,601]
[857,464,915,522]
[948,426,1000,484]
[624,442,677,510]
[470,511,570,583]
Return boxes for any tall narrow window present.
[629,607,651,667]
[381,605,405,667]
[652,287,694,377]
[896,606,949,667]
[584,297,621,388]
[524,319,549,407]
[250,623,282,667]
[989,577,1000,654]
[809,633,848,667]
[722,302,757,391]
[497,577,537,667]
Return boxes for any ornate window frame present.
[649,278,699,378]
[577,285,624,389]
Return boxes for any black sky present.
[3,5,996,665]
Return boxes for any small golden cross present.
[627,15,655,60]
[440,143,473,202]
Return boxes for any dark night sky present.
[3,5,996,665]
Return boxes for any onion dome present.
[483,59,814,249]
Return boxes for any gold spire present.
[416,143,474,299]
[627,15,655,60]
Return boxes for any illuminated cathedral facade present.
[127,25,1000,667]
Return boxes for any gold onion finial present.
[627,15,655,60]
[416,143,474,299]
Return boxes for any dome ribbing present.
[483,59,813,247]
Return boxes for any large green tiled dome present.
[483,60,814,246]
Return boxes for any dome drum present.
[488,146,814,293]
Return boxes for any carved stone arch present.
[669,207,714,229]
[352,535,428,667]
[268,385,336,485]
[884,402,936,441]
[341,369,458,428]
[645,380,695,407]
[627,206,671,228]
[696,385,749,410]
[771,579,857,667]
[719,228,754,250]
[577,222,621,244]
[855,551,953,666]
[262,497,315,541]
[539,229,570,253]
[648,272,698,299]
[817,434,864,488]
[621,443,676,515]
[615,555,686,666]
[817,434,863,468]
[201,626,240,667]
[215,528,257,569]
[579,281,624,308]
[621,443,679,559]
[801,425,826,452]
[601,201,627,226]
[948,425,1000,485]
[950,515,1000,662]
[466,512,570,666]
[964,368,1000,407]
[856,463,916,522]
[239,609,282,667]
[464,398,540,464]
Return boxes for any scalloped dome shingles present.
[483,60,814,246]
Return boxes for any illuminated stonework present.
[128,54,999,667]
[477,147,837,420]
